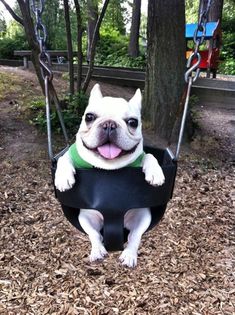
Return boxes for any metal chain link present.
[185,0,213,83]
[30,0,69,161]
[31,0,53,81]
[176,0,213,160]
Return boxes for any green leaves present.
[95,29,146,68]
[29,92,88,135]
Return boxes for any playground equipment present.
[30,0,213,251]
[186,20,221,78]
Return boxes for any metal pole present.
[175,77,193,160]
[44,76,54,160]
[50,88,69,146]
[175,0,213,160]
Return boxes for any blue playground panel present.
[186,22,218,39]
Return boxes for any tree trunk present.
[199,0,224,22]
[74,0,83,93]
[1,0,23,24]
[63,0,74,96]
[82,0,110,93]
[16,0,44,93]
[143,0,186,142]
[128,0,141,57]
[209,0,224,22]
[87,0,98,63]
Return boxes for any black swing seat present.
[52,146,177,251]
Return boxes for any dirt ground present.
[0,66,234,315]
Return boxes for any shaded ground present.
[0,66,234,315]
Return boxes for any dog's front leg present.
[55,151,76,191]
[142,153,165,186]
[119,208,151,268]
[79,209,108,262]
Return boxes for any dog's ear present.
[89,84,103,103]
[129,89,142,111]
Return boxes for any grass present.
[0,69,88,137]
[0,70,42,109]
[0,72,23,101]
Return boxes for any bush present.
[95,28,146,69]
[29,92,88,135]
[219,16,235,75]
[0,33,28,59]
[219,56,235,75]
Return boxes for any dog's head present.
[76,84,143,169]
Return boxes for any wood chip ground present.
[0,67,234,314]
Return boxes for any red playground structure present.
[186,20,221,78]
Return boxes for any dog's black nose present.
[102,120,117,133]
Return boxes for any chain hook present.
[176,0,213,160]
[185,52,201,83]
[39,52,53,81]
[31,0,44,15]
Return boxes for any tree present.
[208,0,224,22]
[43,0,63,49]
[103,0,126,35]
[0,0,22,24]
[0,0,111,96]
[128,0,141,57]
[0,0,61,92]
[200,0,224,22]
[87,0,98,62]
[143,0,186,141]
[74,0,83,93]
[63,0,74,96]
[82,0,110,92]
[0,12,7,37]
[14,0,44,91]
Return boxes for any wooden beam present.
[14,50,78,57]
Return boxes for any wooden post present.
[23,56,28,69]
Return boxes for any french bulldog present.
[55,84,165,267]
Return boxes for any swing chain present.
[31,0,69,161]
[176,0,213,160]
[31,0,53,81]
[185,0,213,83]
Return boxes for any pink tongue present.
[97,143,122,159]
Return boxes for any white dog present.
[55,84,165,267]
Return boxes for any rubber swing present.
[52,146,177,251]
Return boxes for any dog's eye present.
[85,113,96,123]
[127,118,138,128]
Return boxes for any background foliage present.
[0,0,234,73]
[218,1,235,74]
[29,92,88,135]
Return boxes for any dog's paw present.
[119,248,138,268]
[55,171,76,192]
[54,155,76,192]
[142,154,165,187]
[144,167,165,186]
[90,245,108,262]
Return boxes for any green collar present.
[69,143,144,169]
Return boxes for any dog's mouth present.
[83,141,138,160]
[97,142,122,159]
